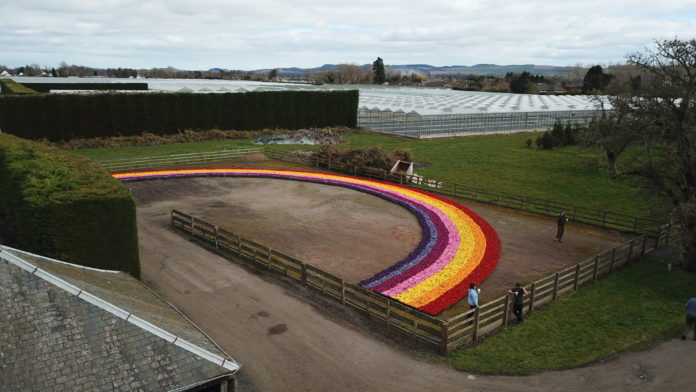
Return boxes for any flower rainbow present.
[115,168,500,315]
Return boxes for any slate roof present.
[0,246,239,392]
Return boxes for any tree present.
[509,71,536,94]
[582,65,613,93]
[268,68,278,81]
[623,39,696,271]
[580,102,635,178]
[372,57,386,84]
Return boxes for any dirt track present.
[132,176,695,391]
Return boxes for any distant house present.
[0,70,11,77]
[564,82,583,93]
[0,246,240,391]
[537,83,566,93]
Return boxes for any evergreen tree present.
[372,57,386,84]
[582,65,613,93]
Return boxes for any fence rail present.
[99,148,265,171]
[171,209,676,354]
[264,148,662,236]
[98,146,660,236]
[170,209,445,349]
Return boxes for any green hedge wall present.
[0,89,359,141]
[0,133,140,277]
[0,79,38,95]
[20,82,148,93]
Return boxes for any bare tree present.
[625,39,696,271]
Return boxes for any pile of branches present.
[313,145,411,171]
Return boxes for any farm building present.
[0,245,240,392]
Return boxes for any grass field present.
[446,255,696,375]
[74,130,668,219]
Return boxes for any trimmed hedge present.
[21,82,148,93]
[0,90,359,141]
[0,133,140,277]
[0,79,38,95]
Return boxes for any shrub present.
[0,134,140,277]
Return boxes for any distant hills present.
[222,63,575,77]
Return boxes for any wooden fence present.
[99,147,265,172]
[170,209,446,350]
[264,147,661,236]
[171,209,677,354]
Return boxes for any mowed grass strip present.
[73,130,667,219]
[447,256,696,375]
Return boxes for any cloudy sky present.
[1,0,694,70]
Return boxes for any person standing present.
[508,282,528,323]
[683,297,696,340]
[467,283,480,318]
[556,211,568,242]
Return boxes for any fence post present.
[627,239,634,262]
[341,280,346,304]
[552,272,560,301]
[214,226,219,248]
[528,283,536,313]
[439,321,449,355]
[602,211,607,226]
[655,225,663,248]
[592,255,599,281]
[386,299,391,326]
[610,248,616,272]
[267,248,272,270]
[301,263,308,285]
[573,264,580,291]
[502,295,510,327]
[472,307,481,341]
[641,235,647,256]
[236,235,242,255]
[190,216,195,235]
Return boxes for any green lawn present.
[446,255,696,375]
[73,130,668,219]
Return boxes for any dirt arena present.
[128,159,692,391]
[129,171,626,316]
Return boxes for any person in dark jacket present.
[555,211,568,242]
[508,282,528,323]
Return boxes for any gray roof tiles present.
[0,246,239,391]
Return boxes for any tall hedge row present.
[0,90,359,141]
[0,133,140,277]
[20,82,148,93]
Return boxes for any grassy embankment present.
[446,255,696,375]
[73,130,666,219]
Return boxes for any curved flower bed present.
[115,168,500,315]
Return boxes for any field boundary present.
[170,209,677,354]
[99,146,662,235]
[263,147,662,236]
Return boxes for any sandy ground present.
[131,175,695,391]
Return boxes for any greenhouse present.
[7,77,603,138]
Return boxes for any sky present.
[1,0,694,71]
